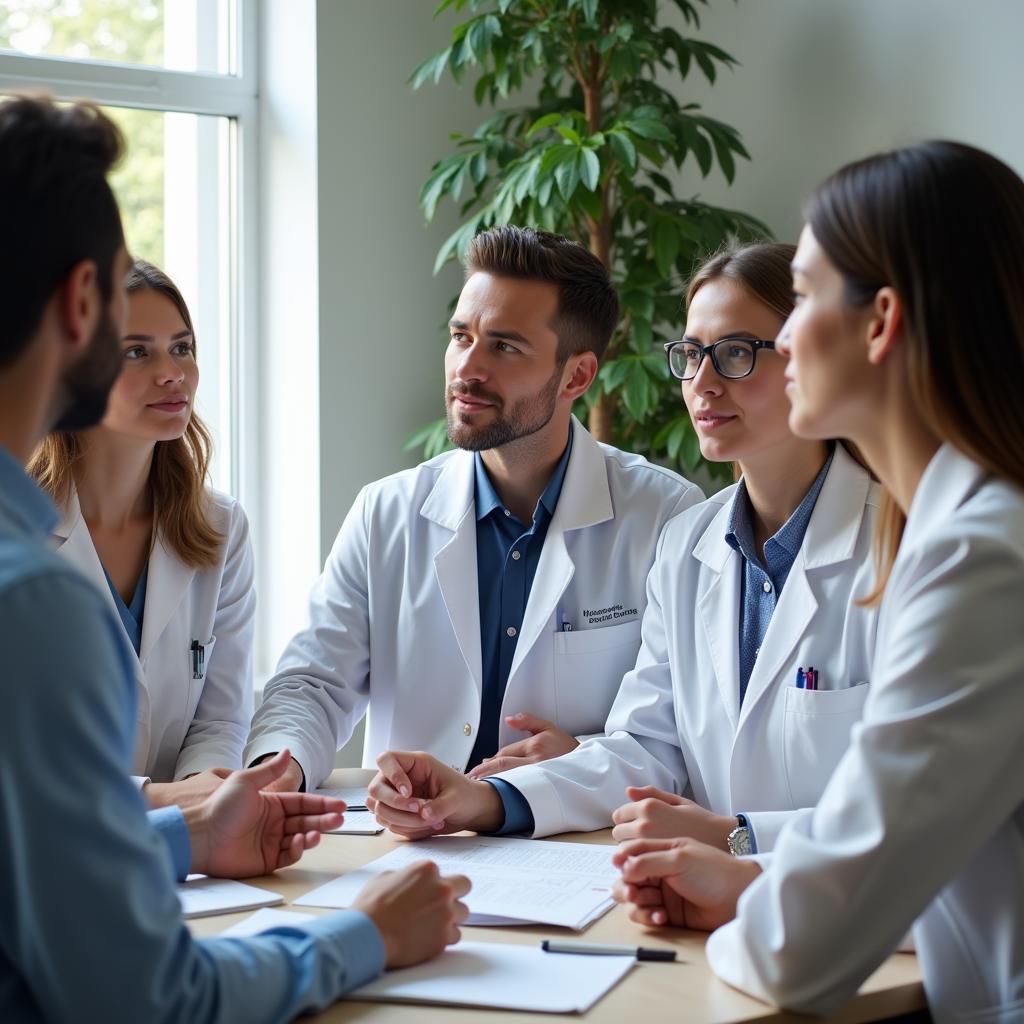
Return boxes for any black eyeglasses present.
[663,337,777,381]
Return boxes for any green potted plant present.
[407,0,769,484]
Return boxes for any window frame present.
[0,0,260,510]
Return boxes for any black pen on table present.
[541,940,677,962]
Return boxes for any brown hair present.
[0,94,124,368]
[686,241,797,319]
[805,140,1024,601]
[30,260,223,569]
[466,225,619,362]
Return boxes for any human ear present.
[561,351,599,400]
[57,259,103,354]
[865,286,903,366]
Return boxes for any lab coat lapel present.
[422,452,483,695]
[507,420,614,684]
[139,527,195,665]
[735,445,872,735]
[693,496,742,730]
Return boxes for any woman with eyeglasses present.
[364,241,882,857]
[612,142,1024,1022]
[30,260,256,810]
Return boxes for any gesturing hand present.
[367,750,504,839]
[611,785,738,850]
[185,750,345,878]
[466,713,579,779]
[611,836,761,932]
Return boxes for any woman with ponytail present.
[31,260,256,808]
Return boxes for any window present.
[0,0,257,499]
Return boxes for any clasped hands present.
[367,752,760,933]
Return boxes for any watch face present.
[728,826,752,857]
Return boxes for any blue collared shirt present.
[0,445,385,1022]
[726,448,833,705]
[468,429,573,769]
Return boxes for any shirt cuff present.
[292,910,387,990]
[483,779,535,835]
[147,806,191,881]
[132,775,150,790]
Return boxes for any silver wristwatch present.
[727,815,752,857]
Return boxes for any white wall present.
[658,0,1024,242]
[315,1,483,560]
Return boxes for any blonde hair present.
[29,260,223,569]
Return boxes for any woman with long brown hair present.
[31,259,255,809]
[612,141,1024,1022]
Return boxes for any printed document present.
[295,836,617,929]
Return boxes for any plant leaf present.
[579,148,600,191]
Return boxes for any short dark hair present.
[0,94,125,369]
[466,225,619,362]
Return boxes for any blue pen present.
[795,667,805,689]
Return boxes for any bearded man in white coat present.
[246,226,703,790]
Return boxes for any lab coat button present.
[511,550,521,561]
[762,580,772,593]
[506,626,517,637]
[463,723,472,736]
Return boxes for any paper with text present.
[295,836,617,929]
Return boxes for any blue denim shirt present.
[468,428,573,769]
[0,445,385,1022]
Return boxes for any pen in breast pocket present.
[561,619,573,632]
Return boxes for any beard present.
[446,367,562,452]
[52,309,123,433]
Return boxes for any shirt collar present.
[725,446,835,563]
[0,445,59,539]
[474,427,574,525]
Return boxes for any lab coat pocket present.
[186,635,217,716]
[552,620,642,736]
[783,681,869,808]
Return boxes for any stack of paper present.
[295,836,618,929]
[314,785,369,810]
[177,875,284,919]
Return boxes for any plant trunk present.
[589,391,615,442]
[581,49,616,443]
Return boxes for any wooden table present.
[189,771,926,1022]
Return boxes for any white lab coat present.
[53,486,255,783]
[706,444,1024,1023]
[496,444,879,849]
[245,417,703,788]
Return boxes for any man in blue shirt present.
[246,227,702,791]
[0,94,468,1023]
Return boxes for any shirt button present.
[506,626,517,637]
[463,723,472,736]
[511,550,521,561]
[762,580,772,593]
[503,509,511,517]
